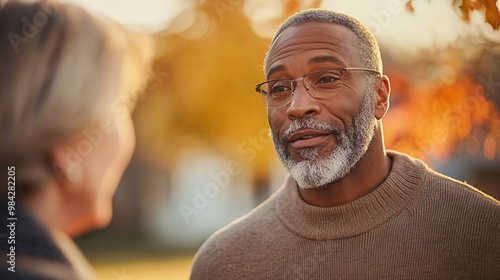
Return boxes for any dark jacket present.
[0,204,85,279]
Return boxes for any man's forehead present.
[266,22,360,74]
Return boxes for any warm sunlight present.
[4,0,498,279]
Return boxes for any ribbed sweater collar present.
[274,151,426,240]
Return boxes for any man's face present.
[266,22,377,188]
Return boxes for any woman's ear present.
[374,75,391,120]
[50,142,84,193]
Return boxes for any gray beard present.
[271,89,376,189]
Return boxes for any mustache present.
[281,118,340,142]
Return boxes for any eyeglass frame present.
[255,67,382,108]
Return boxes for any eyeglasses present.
[255,67,381,108]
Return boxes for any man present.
[190,9,500,279]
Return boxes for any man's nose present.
[286,81,321,119]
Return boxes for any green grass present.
[92,254,193,280]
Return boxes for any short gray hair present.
[264,9,382,74]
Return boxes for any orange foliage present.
[384,67,500,162]
[407,0,500,29]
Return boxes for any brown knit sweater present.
[190,151,500,279]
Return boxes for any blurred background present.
[39,0,500,279]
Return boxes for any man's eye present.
[317,76,340,84]
[270,85,291,94]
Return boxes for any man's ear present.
[374,75,391,120]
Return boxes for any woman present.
[0,1,155,279]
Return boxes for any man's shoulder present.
[408,157,500,224]
[190,188,284,279]
[389,150,500,217]
[390,150,499,204]
[424,163,499,206]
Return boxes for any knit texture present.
[190,151,500,279]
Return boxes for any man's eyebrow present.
[266,56,345,79]
[308,56,345,66]
[266,65,286,80]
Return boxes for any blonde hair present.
[0,0,155,197]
